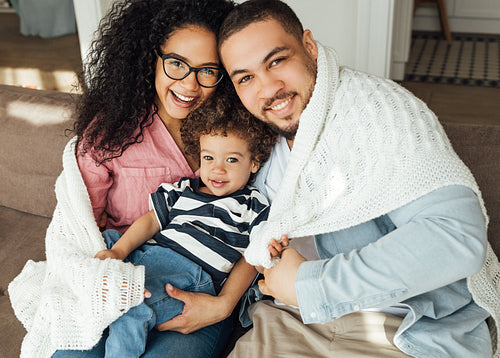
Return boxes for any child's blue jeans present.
[102,229,218,358]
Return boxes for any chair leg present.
[414,0,452,45]
[436,0,452,45]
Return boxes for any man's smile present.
[270,96,292,111]
[264,92,296,117]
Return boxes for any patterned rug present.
[405,32,500,88]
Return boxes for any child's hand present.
[94,249,123,261]
[268,234,290,258]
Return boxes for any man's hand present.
[258,248,306,307]
[155,284,231,334]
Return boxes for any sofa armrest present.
[441,121,500,256]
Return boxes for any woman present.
[52,0,252,356]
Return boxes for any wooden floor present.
[0,11,499,125]
[0,11,82,93]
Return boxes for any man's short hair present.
[218,0,304,48]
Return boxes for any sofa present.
[0,83,499,357]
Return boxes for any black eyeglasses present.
[157,51,223,88]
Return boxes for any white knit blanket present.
[8,137,145,358]
[244,43,500,356]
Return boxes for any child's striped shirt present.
[148,177,269,290]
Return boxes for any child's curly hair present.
[181,82,278,168]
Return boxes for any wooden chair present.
[414,0,452,45]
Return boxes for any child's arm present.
[95,210,160,261]
[218,257,258,311]
[214,236,290,314]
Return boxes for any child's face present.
[199,132,260,196]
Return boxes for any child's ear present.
[251,160,260,174]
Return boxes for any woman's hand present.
[94,249,123,260]
[155,284,232,334]
[98,211,108,230]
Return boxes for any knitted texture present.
[244,43,500,355]
[8,137,145,358]
[245,44,485,266]
[469,243,500,357]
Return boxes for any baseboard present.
[413,16,500,35]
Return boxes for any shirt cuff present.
[296,259,409,324]
[295,259,335,324]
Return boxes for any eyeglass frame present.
[156,50,224,88]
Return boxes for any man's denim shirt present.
[243,159,492,357]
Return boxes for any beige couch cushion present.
[442,121,500,256]
[0,84,76,218]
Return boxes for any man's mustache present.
[263,91,297,110]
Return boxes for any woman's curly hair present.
[74,0,234,163]
[181,80,278,170]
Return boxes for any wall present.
[73,0,116,66]
[391,0,413,80]
[75,0,398,79]
[270,0,396,78]
[281,0,358,69]
[413,0,500,34]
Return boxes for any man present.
[218,0,498,357]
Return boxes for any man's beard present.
[266,118,298,140]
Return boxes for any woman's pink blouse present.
[77,114,198,233]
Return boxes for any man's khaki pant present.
[229,300,410,358]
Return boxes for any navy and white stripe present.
[148,177,269,289]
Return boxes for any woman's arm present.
[155,257,257,334]
[77,147,113,226]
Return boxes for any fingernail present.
[166,284,173,291]
[145,291,151,298]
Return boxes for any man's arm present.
[260,186,487,323]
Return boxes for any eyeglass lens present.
[163,57,222,88]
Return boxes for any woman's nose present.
[180,71,199,90]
